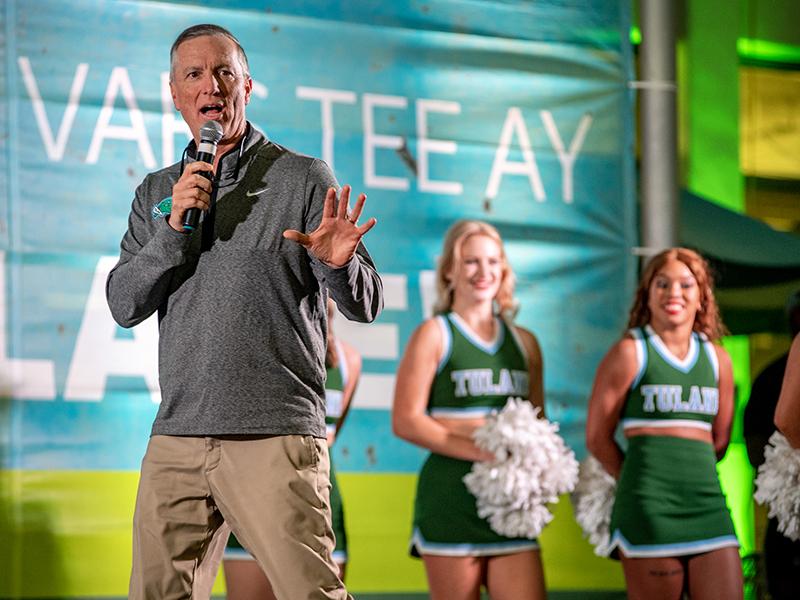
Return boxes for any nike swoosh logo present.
[246,187,270,197]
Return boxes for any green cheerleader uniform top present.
[427,312,529,418]
[621,325,719,432]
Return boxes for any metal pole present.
[637,0,679,255]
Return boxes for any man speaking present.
[106,23,382,599]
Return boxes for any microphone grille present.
[200,120,224,143]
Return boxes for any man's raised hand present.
[283,185,377,268]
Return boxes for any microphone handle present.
[182,149,217,232]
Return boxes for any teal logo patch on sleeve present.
[151,197,172,219]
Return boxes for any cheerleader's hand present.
[476,448,500,463]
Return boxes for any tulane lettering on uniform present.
[640,384,719,416]
[450,368,529,398]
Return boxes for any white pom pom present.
[570,455,616,556]
[463,397,579,539]
[754,432,800,541]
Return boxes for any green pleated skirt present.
[411,452,539,557]
[608,435,738,558]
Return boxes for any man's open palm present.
[283,185,377,268]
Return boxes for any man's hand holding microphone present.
[168,120,223,233]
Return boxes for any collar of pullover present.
[182,122,266,187]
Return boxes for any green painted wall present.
[685,0,744,211]
[0,471,625,598]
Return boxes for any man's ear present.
[170,80,180,110]
[244,76,253,105]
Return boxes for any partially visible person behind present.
[744,291,800,600]
[223,299,362,599]
[106,23,382,599]
[586,248,742,600]
[745,291,800,462]
[775,333,800,449]
[392,220,547,600]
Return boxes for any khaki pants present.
[129,434,350,600]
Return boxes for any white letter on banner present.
[336,274,407,410]
[332,274,406,361]
[363,93,409,190]
[416,99,463,195]
[0,252,56,400]
[160,72,192,167]
[484,107,545,202]
[418,270,437,319]
[64,257,160,403]
[540,110,593,204]
[86,67,156,168]
[250,80,269,103]
[18,57,88,162]
[297,86,356,172]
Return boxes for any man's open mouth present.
[200,103,224,117]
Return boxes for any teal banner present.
[1,0,635,473]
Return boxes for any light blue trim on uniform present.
[436,315,452,373]
[335,339,348,388]
[223,547,256,561]
[702,338,719,383]
[644,325,699,373]
[449,312,505,355]
[609,530,739,558]
[225,545,347,564]
[411,527,539,557]
[429,406,496,418]
[628,328,648,389]
[621,418,712,432]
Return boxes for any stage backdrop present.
[0,0,635,595]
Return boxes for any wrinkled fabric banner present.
[0,0,634,593]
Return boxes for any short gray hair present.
[169,24,250,80]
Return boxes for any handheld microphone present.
[183,120,224,232]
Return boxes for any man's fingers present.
[323,188,337,219]
[186,161,214,176]
[182,183,211,202]
[172,188,210,213]
[282,229,311,246]
[349,193,367,223]
[336,185,351,219]
[192,174,213,193]
[357,217,377,236]
[173,173,212,204]
[185,199,209,211]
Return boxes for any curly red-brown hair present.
[627,247,727,341]
[433,220,518,317]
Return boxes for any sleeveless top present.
[427,312,529,418]
[621,325,720,432]
[325,339,348,436]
